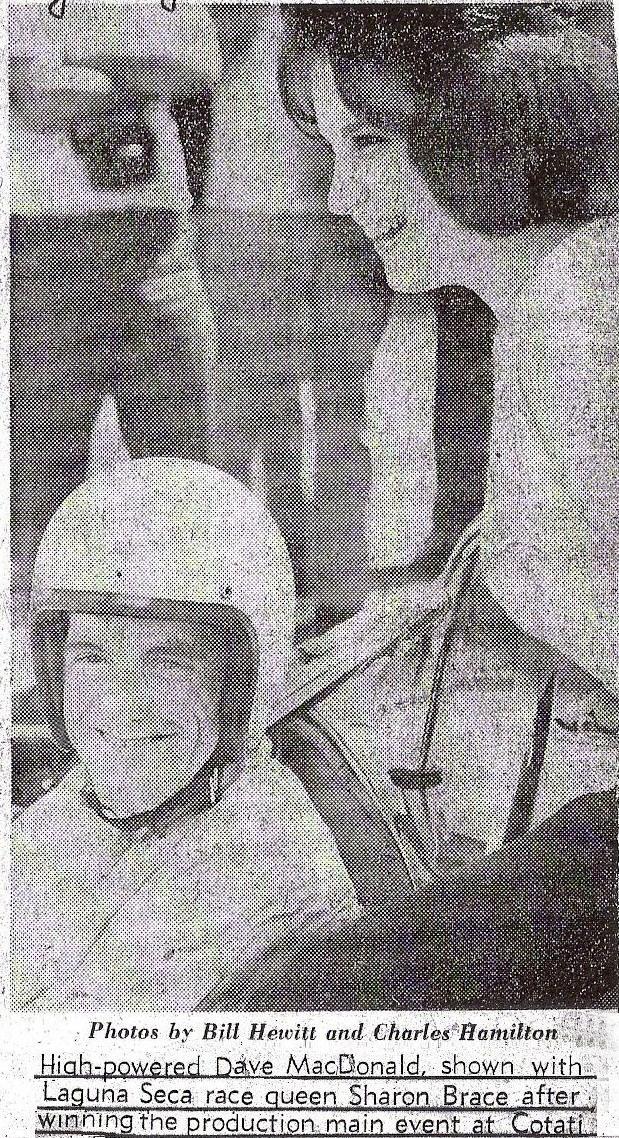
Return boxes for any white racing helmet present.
[30,458,296,749]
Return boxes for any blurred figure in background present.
[10,3,221,700]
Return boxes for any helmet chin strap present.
[79,735,243,837]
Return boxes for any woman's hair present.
[279,3,619,234]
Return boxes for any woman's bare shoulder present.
[496,215,619,387]
[524,216,619,316]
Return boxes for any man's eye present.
[350,133,386,151]
[155,656,195,676]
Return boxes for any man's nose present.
[98,669,154,733]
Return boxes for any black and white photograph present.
[7,0,619,1018]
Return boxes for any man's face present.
[63,613,223,817]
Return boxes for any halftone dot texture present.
[481,216,619,697]
[9,2,619,1013]
[12,743,359,1011]
[31,457,296,737]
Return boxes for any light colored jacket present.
[12,740,359,1012]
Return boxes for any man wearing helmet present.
[11,458,359,1013]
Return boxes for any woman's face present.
[63,613,224,817]
[311,60,483,294]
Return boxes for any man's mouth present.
[95,730,178,744]
[370,215,409,247]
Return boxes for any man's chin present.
[90,779,184,819]
[81,737,210,817]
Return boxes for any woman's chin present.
[380,247,442,294]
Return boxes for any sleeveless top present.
[481,216,619,697]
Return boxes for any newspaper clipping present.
[3,1,618,1135]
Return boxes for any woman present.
[274,1,619,859]
[204,3,619,1007]
[278,2,619,593]
[278,3,618,299]
[11,459,358,1012]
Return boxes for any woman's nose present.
[328,162,368,217]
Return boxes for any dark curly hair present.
[278,3,619,235]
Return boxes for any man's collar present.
[79,760,221,839]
